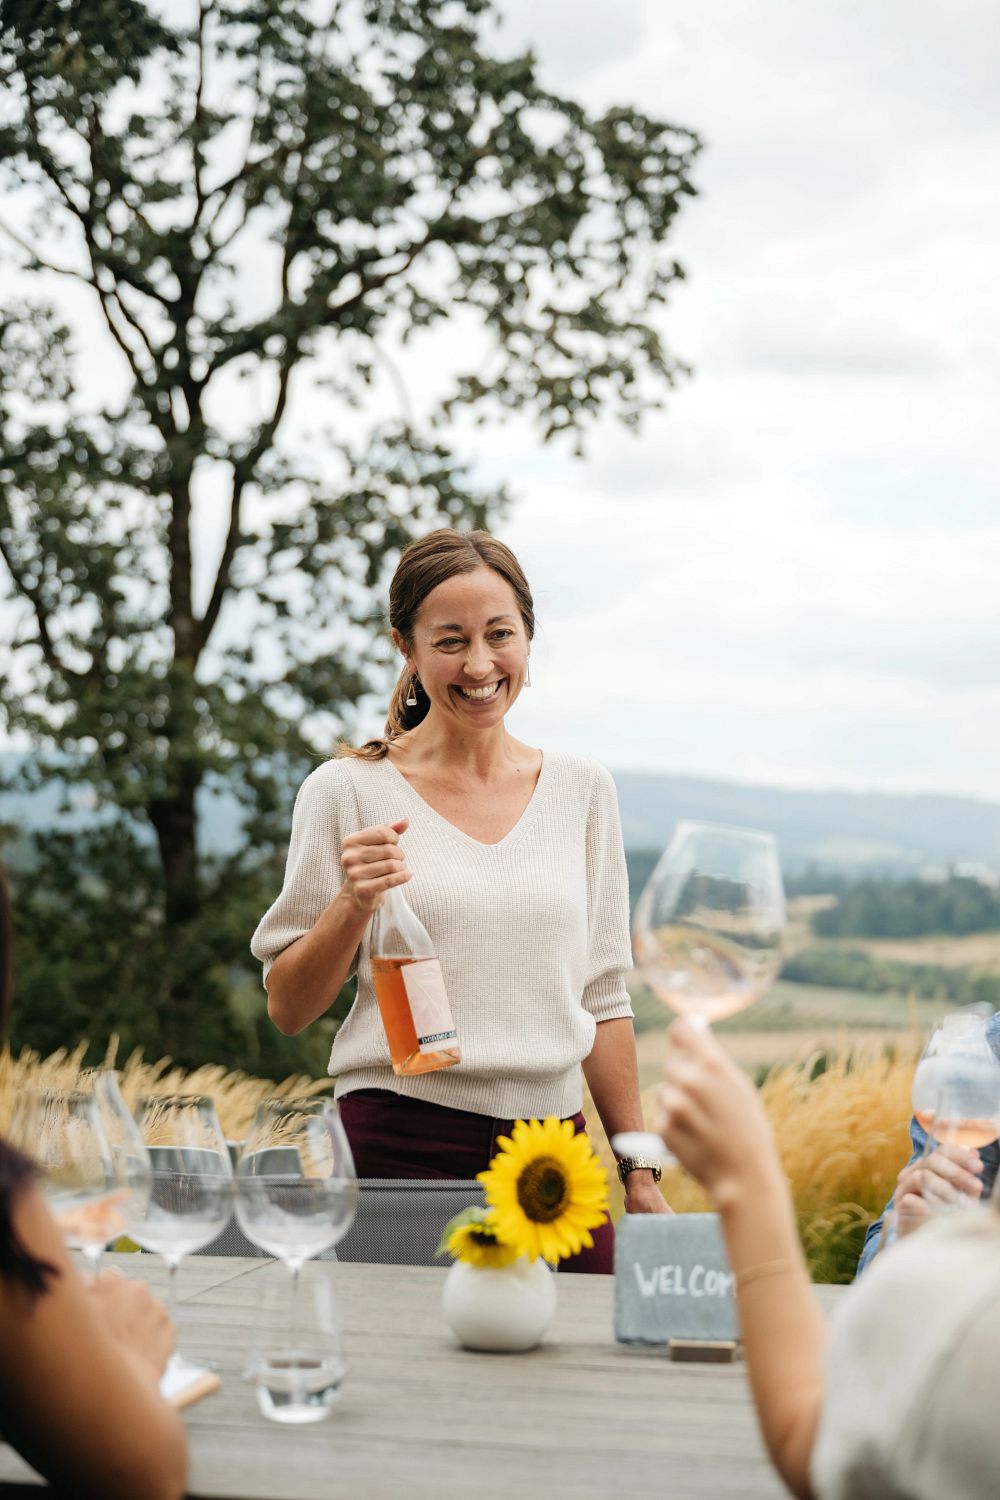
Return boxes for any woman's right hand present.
[893,1142,982,1235]
[652,1018,780,1204]
[85,1270,175,1382]
[340,817,412,913]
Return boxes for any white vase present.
[442,1255,557,1352]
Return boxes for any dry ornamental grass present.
[591,1040,919,1283]
[0,1037,333,1143]
[2,1036,916,1282]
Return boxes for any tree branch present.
[0,531,72,680]
[192,0,210,220]
[194,471,245,655]
[320,232,435,325]
[0,221,93,284]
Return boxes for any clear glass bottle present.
[369,887,461,1077]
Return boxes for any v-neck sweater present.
[250,751,634,1119]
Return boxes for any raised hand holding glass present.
[612,821,785,1164]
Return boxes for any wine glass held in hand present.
[8,1089,125,1270]
[127,1094,234,1377]
[918,1027,1000,1216]
[612,821,785,1165]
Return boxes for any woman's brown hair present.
[340,529,535,760]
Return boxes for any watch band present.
[616,1155,663,1185]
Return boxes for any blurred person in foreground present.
[0,868,187,1499]
[655,1018,1000,1500]
[856,1011,1000,1273]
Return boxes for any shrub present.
[594,1041,918,1283]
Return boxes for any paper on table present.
[159,1359,220,1410]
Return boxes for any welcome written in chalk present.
[614,1213,739,1344]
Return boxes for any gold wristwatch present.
[616,1156,663,1185]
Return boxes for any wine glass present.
[236,1099,358,1422]
[82,1069,153,1249]
[918,1025,1000,1216]
[910,1012,988,1134]
[8,1089,124,1269]
[612,820,786,1164]
[127,1094,234,1376]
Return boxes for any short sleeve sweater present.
[811,1211,1000,1500]
[250,751,634,1119]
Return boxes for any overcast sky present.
[4,1,999,801]
[477,0,1000,800]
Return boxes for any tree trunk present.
[148,758,204,1062]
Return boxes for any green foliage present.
[782,865,850,898]
[783,945,1000,1009]
[0,1,700,1064]
[813,874,1000,939]
[624,848,658,912]
[800,1203,872,1285]
[6,822,338,1071]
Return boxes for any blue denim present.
[856,1012,1000,1276]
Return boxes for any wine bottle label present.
[400,958,458,1054]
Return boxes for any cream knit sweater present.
[250,751,634,1119]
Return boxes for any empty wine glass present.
[236,1098,358,1422]
[8,1089,124,1269]
[612,820,786,1164]
[128,1094,234,1376]
[82,1069,153,1249]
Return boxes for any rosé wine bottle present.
[369,886,461,1077]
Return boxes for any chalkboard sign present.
[614,1212,739,1345]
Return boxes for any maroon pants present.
[339,1087,614,1275]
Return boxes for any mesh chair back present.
[336,1179,486,1266]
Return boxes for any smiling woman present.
[251,529,669,1269]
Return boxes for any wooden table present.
[0,1255,844,1500]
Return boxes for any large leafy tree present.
[0,0,700,1065]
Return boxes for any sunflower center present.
[516,1156,569,1223]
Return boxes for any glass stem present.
[289,1262,302,1355]
[165,1257,181,1356]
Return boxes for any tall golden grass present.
[594,1041,919,1283]
[0,1038,333,1142]
[2,1037,916,1282]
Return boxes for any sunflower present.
[477,1117,609,1265]
[437,1207,520,1269]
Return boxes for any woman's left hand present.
[623,1171,672,1215]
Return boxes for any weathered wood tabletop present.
[0,1254,844,1500]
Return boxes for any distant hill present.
[4,752,1000,876]
[612,771,1000,875]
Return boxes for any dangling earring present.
[405,675,418,708]
[525,659,532,688]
